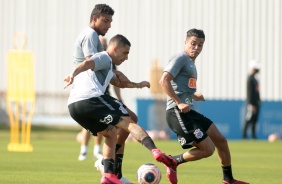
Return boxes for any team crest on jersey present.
[99,115,113,124]
[194,129,204,139]
[178,137,186,146]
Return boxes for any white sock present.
[80,145,87,153]
[93,145,101,155]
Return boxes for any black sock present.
[115,154,123,179]
[172,154,185,165]
[116,144,122,153]
[103,158,115,174]
[141,136,157,151]
[222,165,234,182]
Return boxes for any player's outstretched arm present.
[64,58,95,89]
[113,70,130,88]
[111,77,150,89]
[126,81,150,88]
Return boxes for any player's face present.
[93,14,112,36]
[113,45,130,65]
[184,36,205,60]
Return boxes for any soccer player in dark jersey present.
[65,34,177,184]
[159,28,249,184]
[243,60,261,139]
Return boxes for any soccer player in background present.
[65,34,177,184]
[159,28,249,184]
[73,4,137,183]
[242,60,261,139]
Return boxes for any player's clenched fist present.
[139,81,150,88]
[126,81,150,88]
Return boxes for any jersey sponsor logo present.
[188,78,197,88]
[99,115,113,124]
[194,128,204,139]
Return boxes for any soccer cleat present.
[119,176,135,184]
[78,152,87,161]
[100,173,122,184]
[222,179,249,184]
[151,149,177,167]
[94,158,104,175]
[166,165,178,184]
[95,158,132,183]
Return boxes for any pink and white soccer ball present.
[268,133,280,142]
[137,163,162,184]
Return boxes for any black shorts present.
[68,95,129,136]
[166,107,213,149]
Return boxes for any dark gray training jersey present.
[164,51,197,110]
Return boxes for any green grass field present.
[0,125,281,184]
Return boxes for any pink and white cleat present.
[166,164,178,184]
[100,173,122,184]
[151,149,177,167]
[152,149,178,183]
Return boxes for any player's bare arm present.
[126,81,150,88]
[193,92,205,101]
[113,69,130,88]
[111,77,150,89]
[159,71,191,113]
[64,58,95,89]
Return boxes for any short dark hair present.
[109,34,131,47]
[186,29,205,40]
[90,4,115,22]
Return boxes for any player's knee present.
[203,144,215,158]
